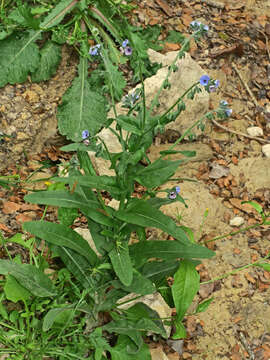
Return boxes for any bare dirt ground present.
[1,0,270,359]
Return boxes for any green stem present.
[204,222,264,243]
[201,262,258,285]
[23,300,30,342]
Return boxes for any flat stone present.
[247,126,263,137]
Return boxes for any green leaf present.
[0,32,40,87]
[4,275,31,302]
[109,242,133,287]
[195,297,214,314]
[159,150,196,157]
[57,56,108,141]
[242,201,263,214]
[253,262,270,272]
[0,260,56,297]
[23,221,98,266]
[115,199,189,245]
[165,30,185,44]
[172,320,186,339]
[115,115,142,135]
[111,335,151,360]
[130,241,214,268]
[172,260,200,321]
[112,269,155,295]
[31,41,61,82]
[135,159,182,188]
[141,260,180,284]
[58,207,78,226]
[43,307,73,331]
[24,190,114,227]
[9,5,40,29]
[52,245,93,289]
[40,0,77,29]
[6,233,34,250]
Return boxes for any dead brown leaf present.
[2,201,21,214]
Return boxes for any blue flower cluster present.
[219,100,232,117]
[121,89,140,108]
[199,75,220,93]
[82,130,90,145]
[89,44,101,56]
[120,39,132,56]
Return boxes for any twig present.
[231,62,259,108]
[210,118,270,144]
[238,331,255,360]
[258,29,270,61]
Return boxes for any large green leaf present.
[135,159,183,188]
[0,260,56,297]
[24,190,114,227]
[112,269,155,295]
[115,199,189,245]
[0,31,40,87]
[141,260,180,284]
[57,57,108,141]
[23,221,99,266]
[31,41,61,82]
[109,242,133,287]
[130,240,214,268]
[172,260,200,321]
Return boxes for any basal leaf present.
[31,41,61,82]
[0,260,56,297]
[141,260,180,284]
[112,269,155,295]
[109,242,133,287]
[43,306,74,331]
[130,241,214,268]
[57,57,108,141]
[40,0,77,29]
[172,260,200,321]
[0,31,40,87]
[23,221,99,266]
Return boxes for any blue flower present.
[200,75,210,86]
[82,130,89,139]
[190,21,202,27]
[190,21,208,31]
[225,109,232,117]
[168,191,177,200]
[122,39,129,48]
[209,79,220,92]
[220,100,228,106]
[175,186,180,194]
[89,44,101,56]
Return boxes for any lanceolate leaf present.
[0,31,40,87]
[115,199,189,245]
[0,260,56,297]
[111,335,151,360]
[57,57,108,141]
[130,240,214,268]
[31,41,61,82]
[23,221,99,266]
[109,242,133,287]
[172,260,200,321]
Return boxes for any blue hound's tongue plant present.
[0,12,235,357]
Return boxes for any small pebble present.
[230,216,245,227]
[246,126,263,137]
[262,144,270,158]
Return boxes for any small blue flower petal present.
[175,186,180,194]
[200,75,210,86]
[220,100,228,106]
[225,109,232,117]
[214,80,220,88]
[82,130,89,139]
[122,39,129,48]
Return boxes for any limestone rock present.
[150,346,169,360]
[230,216,245,227]
[74,228,100,256]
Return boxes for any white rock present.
[230,216,245,227]
[262,144,270,158]
[74,228,100,256]
[246,126,263,137]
